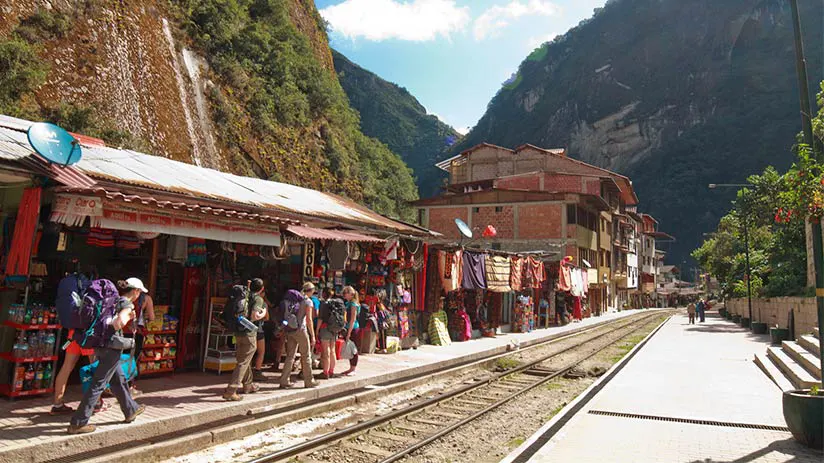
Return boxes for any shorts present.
[66,330,94,357]
[318,325,337,342]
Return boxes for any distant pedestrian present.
[696,298,706,322]
[342,286,361,376]
[279,283,319,389]
[222,278,266,401]
[687,302,696,324]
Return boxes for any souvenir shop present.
[547,256,591,324]
[425,248,548,346]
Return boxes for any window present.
[472,207,480,213]
[495,206,503,213]
[417,209,426,226]
[567,204,577,224]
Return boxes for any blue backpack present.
[56,273,91,329]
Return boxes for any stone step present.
[781,341,822,380]
[798,335,821,359]
[767,346,821,389]
[754,352,795,392]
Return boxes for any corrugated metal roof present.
[286,225,384,243]
[0,123,429,237]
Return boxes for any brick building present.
[415,142,672,312]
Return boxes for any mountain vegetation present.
[332,50,461,196]
[448,0,823,265]
[0,0,418,220]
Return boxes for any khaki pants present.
[228,332,257,390]
[280,329,314,387]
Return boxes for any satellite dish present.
[455,218,473,239]
[27,122,82,166]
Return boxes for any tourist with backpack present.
[316,293,346,379]
[279,283,319,389]
[341,286,361,376]
[222,278,266,401]
[67,278,147,434]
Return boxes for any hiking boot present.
[222,390,243,401]
[67,424,96,435]
[50,403,74,415]
[124,404,146,423]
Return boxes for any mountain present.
[332,50,461,196]
[0,0,417,220]
[447,0,824,266]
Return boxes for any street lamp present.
[709,183,754,327]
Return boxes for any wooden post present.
[148,238,159,297]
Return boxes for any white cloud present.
[526,31,559,50]
[320,0,470,42]
[455,126,470,135]
[474,0,560,40]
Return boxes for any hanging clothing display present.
[513,295,533,333]
[558,263,572,292]
[485,255,512,292]
[327,240,349,270]
[570,268,584,297]
[167,236,188,263]
[115,232,141,250]
[86,228,115,248]
[524,256,545,289]
[439,249,463,292]
[5,187,41,276]
[582,269,590,296]
[461,251,487,290]
[573,296,583,321]
[428,310,452,346]
[448,309,472,341]
[510,257,524,291]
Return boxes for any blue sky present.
[316,0,608,133]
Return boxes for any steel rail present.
[247,312,666,463]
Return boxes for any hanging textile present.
[513,295,533,333]
[327,241,348,270]
[570,268,584,297]
[583,269,590,296]
[186,238,207,266]
[439,249,463,292]
[428,310,452,346]
[115,232,142,251]
[510,257,523,291]
[558,263,572,292]
[573,296,583,321]
[461,251,487,290]
[524,256,545,289]
[485,255,512,292]
[5,187,41,276]
[87,228,115,248]
[167,236,188,263]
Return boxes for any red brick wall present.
[585,178,601,195]
[472,206,515,239]
[544,174,584,193]
[427,207,468,239]
[517,203,562,239]
[495,173,542,191]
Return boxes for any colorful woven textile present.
[439,249,463,292]
[485,255,512,292]
[428,310,451,346]
[510,257,523,291]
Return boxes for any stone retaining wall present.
[725,297,818,334]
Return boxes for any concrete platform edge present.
[501,314,671,463]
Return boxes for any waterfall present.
[182,48,220,168]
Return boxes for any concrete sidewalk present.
[507,311,823,463]
[0,309,649,463]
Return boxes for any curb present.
[501,314,671,463]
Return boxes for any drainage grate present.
[587,410,790,432]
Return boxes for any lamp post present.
[709,183,754,326]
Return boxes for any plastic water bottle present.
[237,316,259,332]
[46,332,56,356]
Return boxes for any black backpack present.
[325,298,347,333]
[222,284,250,332]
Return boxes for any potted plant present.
[751,321,768,334]
[783,386,823,450]
[770,325,790,345]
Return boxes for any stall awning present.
[286,225,384,243]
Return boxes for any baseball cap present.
[125,277,149,293]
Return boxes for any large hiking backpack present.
[281,289,304,331]
[222,285,250,332]
[325,298,347,333]
[75,279,120,348]
[56,273,91,329]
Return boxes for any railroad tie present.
[439,404,470,414]
[393,422,433,434]
[408,416,448,426]
[494,382,524,391]
[341,442,392,457]
[429,409,465,420]
[453,398,490,407]
[370,430,416,443]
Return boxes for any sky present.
[316,0,608,134]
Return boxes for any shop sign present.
[50,194,103,226]
[303,241,316,281]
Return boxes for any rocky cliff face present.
[449,0,823,264]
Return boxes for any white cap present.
[126,277,149,293]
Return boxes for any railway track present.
[246,312,669,463]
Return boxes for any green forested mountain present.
[448,0,823,265]
[332,50,461,196]
[0,0,418,220]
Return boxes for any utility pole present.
[789,0,824,382]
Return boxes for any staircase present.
[755,327,822,391]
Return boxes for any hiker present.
[125,288,154,396]
[342,286,361,376]
[317,292,345,379]
[696,298,706,323]
[222,278,266,401]
[687,301,696,324]
[279,283,319,389]
[67,279,147,434]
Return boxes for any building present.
[415,142,672,313]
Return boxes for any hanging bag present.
[340,339,358,360]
